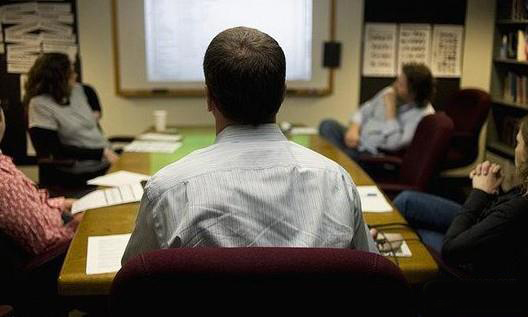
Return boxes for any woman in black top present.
[393,116,528,277]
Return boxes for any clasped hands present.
[469,160,504,194]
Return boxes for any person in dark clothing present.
[82,84,102,121]
[393,115,528,277]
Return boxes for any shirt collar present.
[398,102,415,112]
[215,123,287,144]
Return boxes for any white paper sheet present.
[137,132,182,142]
[431,25,464,78]
[362,23,398,77]
[7,61,33,74]
[290,127,318,135]
[71,183,144,214]
[356,186,393,213]
[124,140,182,153]
[2,3,38,14]
[87,170,150,187]
[86,234,131,275]
[397,24,432,73]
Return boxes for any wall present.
[77,0,495,137]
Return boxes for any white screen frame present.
[112,0,335,97]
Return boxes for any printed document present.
[86,234,131,275]
[71,183,144,214]
[356,186,393,212]
[87,170,150,187]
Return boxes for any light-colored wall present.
[77,0,495,138]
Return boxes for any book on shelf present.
[503,71,528,105]
[509,0,528,20]
[501,116,521,148]
[500,29,528,60]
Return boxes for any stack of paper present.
[356,186,393,212]
[137,132,182,142]
[87,170,150,187]
[86,234,131,275]
[124,140,182,153]
[71,183,144,214]
[290,126,318,135]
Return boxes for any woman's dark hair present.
[23,53,72,108]
[402,63,435,108]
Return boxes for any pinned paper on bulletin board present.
[0,1,78,74]
[430,25,464,78]
[397,24,432,74]
[362,23,398,77]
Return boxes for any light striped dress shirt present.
[122,124,378,263]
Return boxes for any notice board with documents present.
[0,0,80,163]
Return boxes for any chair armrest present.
[38,158,76,167]
[109,136,135,143]
[376,183,420,199]
[357,155,403,166]
[0,306,14,317]
[23,239,70,272]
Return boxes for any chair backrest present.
[399,112,454,191]
[110,248,414,316]
[443,89,491,168]
[0,229,68,312]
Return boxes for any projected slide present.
[144,0,312,82]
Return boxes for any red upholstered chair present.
[110,248,415,316]
[0,306,13,317]
[359,112,454,199]
[442,88,491,170]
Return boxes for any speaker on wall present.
[323,41,341,68]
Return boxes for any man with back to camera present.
[319,63,435,164]
[122,27,377,263]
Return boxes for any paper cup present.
[154,110,167,132]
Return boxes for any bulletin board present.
[0,0,80,163]
[360,0,467,111]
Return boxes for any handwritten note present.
[362,23,397,77]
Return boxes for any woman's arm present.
[30,127,104,161]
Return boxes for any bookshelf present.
[487,0,528,189]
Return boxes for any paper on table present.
[71,183,144,214]
[87,170,150,187]
[86,234,131,275]
[356,186,393,212]
[137,132,182,142]
[124,140,182,153]
[290,127,318,135]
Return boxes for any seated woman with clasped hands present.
[394,116,528,277]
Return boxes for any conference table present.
[58,127,438,296]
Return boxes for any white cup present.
[153,110,167,132]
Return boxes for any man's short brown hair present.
[203,27,286,125]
